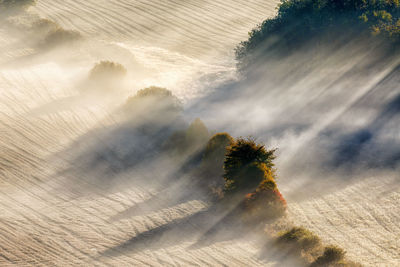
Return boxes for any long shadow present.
[332,67,400,169]
[109,176,207,221]
[101,196,271,259]
[100,207,223,258]
[257,239,309,267]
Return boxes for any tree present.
[41,28,82,49]
[223,138,276,193]
[89,61,127,81]
[203,133,234,171]
[126,86,182,113]
[199,133,234,192]
[235,0,400,71]
[163,118,210,156]
[243,169,287,220]
[124,86,182,123]
[0,0,36,10]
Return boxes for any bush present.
[163,118,210,156]
[31,18,59,33]
[185,118,210,148]
[203,133,234,163]
[311,245,346,266]
[224,138,276,193]
[244,175,287,221]
[125,86,182,122]
[277,227,321,253]
[89,61,127,81]
[126,86,182,112]
[202,133,234,174]
[199,133,235,193]
[84,61,127,93]
[40,28,81,49]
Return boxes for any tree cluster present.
[222,137,286,220]
[236,0,400,70]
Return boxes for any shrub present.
[40,28,81,49]
[244,175,287,221]
[31,18,59,33]
[126,86,182,112]
[163,118,210,156]
[84,61,127,93]
[135,86,176,99]
[224,138,276,193]
[199,133,235,193]
[124,86,182,123]
[203,133,234,163]
[202,133,234,174]
[311,245,346,266]
[89,61,127,81]
[277,227,321,253]
[185,118,210,147]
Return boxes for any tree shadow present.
[257,239,309,267]
[332,65,400,169]
[100,197,273,259]
[109,175,208,221]
[100,207,220,258]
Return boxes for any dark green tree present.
[311,245,346,266]
[223,138,276,193]
[236,0,400,70]
[0,0,35,10]
[199,133,234,192]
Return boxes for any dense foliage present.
[125,86,183,121]
[199,133,234,194]
[224,138,276,193]
[89,61,127,81]
[277,227,321,252]
[127,86,182,111]
[243,173,287,220]
[220,137,286,220]
[311,245,346,266]
[40,28,82,49]
[163,118,210,156]
[0,0,35,10]
[236,0,400,69]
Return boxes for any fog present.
[0,0,399,266]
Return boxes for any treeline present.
[0,0,35,10]
[236,0,400,70]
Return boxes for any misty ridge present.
[0,0,399,266]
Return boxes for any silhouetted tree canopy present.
[126,86,182,111]
[224,138,276,193]
[89,61,127,81]
[163,118,210,156]
[202,133,234,172]
[198,133,234,193]
[41,28,82,49]
[276,227,321,253]
[31,19,59,33]
[236,0,400,70]
[0,0,35,10]
[311,245,346,266]
[125,86,183,123]
[243,168,287,220]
